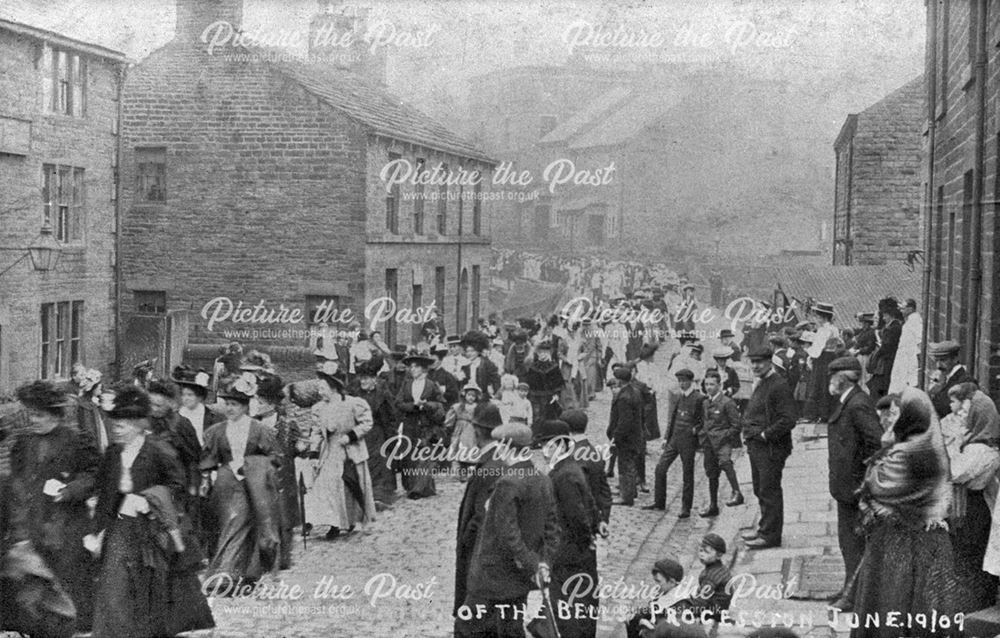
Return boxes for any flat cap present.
[674,368,695,380]
[828,356,862,374]
[651,558,684,582]
[929,340,961,357]
[701,533,727,555]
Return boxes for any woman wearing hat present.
[353,357,398,507]
[867,298,903,401]
[8,380,100,632]
[69,362,111,452]
[804,303,840,423]
[307,366,377,539]
[89,384,214,637]
[200,375,282,584]
[396,352,447,499]
[445,382,484,480]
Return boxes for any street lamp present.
[0,222,62,277]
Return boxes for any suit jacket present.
[607,383,645,453]
[827,386,883,503]
[395,377,446,440]
[929,365,974,419]
[701,393,742,449]
[461,357,501,399]
[574,438,612,524]
[464,461,560,603]
[93,436,185,534]
[667,391,706,442]
[742,371,796,453]
[453,444,507,615]
[549,456,598,569]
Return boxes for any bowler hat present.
[828,356,863,375]
[701,533,727,555]
[472,403,502,430]
[929,340,961,358]
[533,419,571,446]
[719,329,734,339]
[674,368,695,381]
[747,346,773,361]
[562,409,588,433]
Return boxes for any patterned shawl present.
[859,388,952,529]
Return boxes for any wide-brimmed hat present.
[255,373,286,404]
[172,365,212,394]
[217,373,258,403]
[461,330,491,353]
[100,384,152,420]
[401,353,436,368]
[16,380,73,414]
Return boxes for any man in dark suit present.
[461,331,502,400]
[825,356,883,609]
[536,419,600,638]
[456,430,560,638]
[927,340,974,419]
[644,369,704,517]
[563,409,612,532]
[607,365,645,506]
[740,347,796,549]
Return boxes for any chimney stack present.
[308,1,387,85]
[176,0,244,43]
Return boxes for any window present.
[386,152,400,233]
[539,115,557,138]
[40,301,82,379]
[136,147,167,202]
[414,158,425,234]
[42,164,84,243]
[42,47,87,117]
[472,175,482,236]
[435,266,446,319]
[411,284,423,342]
[471,266,481,326]
[384,269,398,347]
[134,290,167,314]
[937,0,949,116]
[437,163,448,234]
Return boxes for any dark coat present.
[607,383,646,453]
[93,436,185,535]
[827,386,883,503]
[453,444,507,615]
[199,420,280,472]
[428,366,461,407]
[524,359,565,397]
[667,390,705,443]
[464,461,560,603]
[742,371,796,453]
[574,438,612,524]
[395,377,446,441]
[868,319,902,378]
[703,366,741,397]
[929,365,974,419]
[549,456,598,569]
[854,327,877,356]
[149,412,202,494]
[461,357,501,399]
[701,392,742,449]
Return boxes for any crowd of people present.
[0,276,998,638]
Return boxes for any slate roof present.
[772,264,923,325]
[272,59,494,164]
[0,9,126,60]
[568,87,690,150]
[539,85,631,145]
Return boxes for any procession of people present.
[2,273,999,638]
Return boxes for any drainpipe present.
[113,61,127,381]
[919,0,937,389]
[966,0,988,377]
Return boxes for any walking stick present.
[539,582,562,638]
[298,471,308,551]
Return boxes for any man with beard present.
[927,340,973,419]
[535,419,599,638]
[353,357,398,508]
[456,422,559,638]
[524,341,565,430]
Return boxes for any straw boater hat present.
[712,347,732,360]
[813,302,834,318]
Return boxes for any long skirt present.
[92,515,212,638]
[208,465,268,585]
[851,522,964,638]
[308,444,377,528]
[950,489,998,611]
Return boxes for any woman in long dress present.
[307,370,377,539]
[89,384,214,638]
[200,375,282,589]
[851,388,963,638]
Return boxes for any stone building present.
[119,0,494,374]
[0,17,124,395]
[921,0,1000,403]
[832,76,924,266]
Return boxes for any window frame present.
[136,147,168,203]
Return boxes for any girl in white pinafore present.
[307,372,377,539]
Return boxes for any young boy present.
[625,558,704,638]
[686,533,734,621]
[699,372,743,515]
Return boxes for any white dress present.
[308,395,377,530]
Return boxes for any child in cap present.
[625,557,705,638]
[685,533,734,621]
